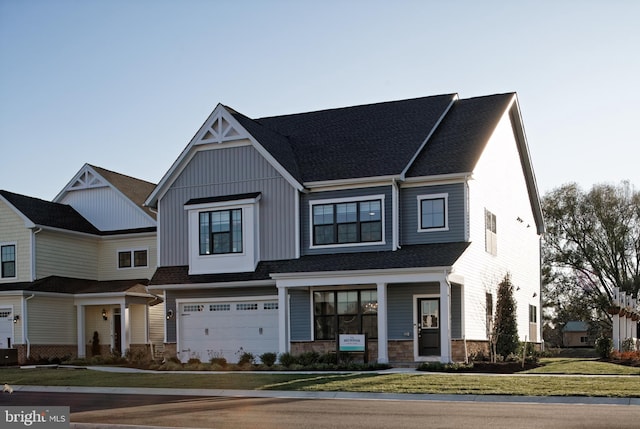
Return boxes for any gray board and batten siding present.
[159,146,298,266]
[300,186,393,256]
[288,283,462,342]
[400,183,466,245]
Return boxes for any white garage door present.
[178,299,279,363]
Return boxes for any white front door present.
[0,309,13,348]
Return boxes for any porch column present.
[439,279,451,363]
[376,282,388,364]
[613,314,620,351]
[278,286,289,355]
[76,305,85,358]
[121,302,129,356]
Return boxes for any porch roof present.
[149,242,470,286]
[0,276,149,295]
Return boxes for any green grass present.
[527,358,640,375]
[1,358,638,398]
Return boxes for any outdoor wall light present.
[13,315,19,324]
[102,308,108,321]
[532,292,538,298]
[166,309,174,320]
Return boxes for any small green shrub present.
[595,335,613,359]
[259,352,277,367]
[209,357,227,367]
[237,351,255,365]
[621,338,635,352]
[278,352,296,367]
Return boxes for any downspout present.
[23,294,35,359]
[444,269,452,362]
[392,178,401,250]
[31,227,42,281]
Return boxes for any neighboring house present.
[562,321,593,347]
[0,164,163,364]
[145,93,544,364]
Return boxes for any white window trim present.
[0,242,17,280]
[417,193,449,233]
[185,197,260,275]
[117,247,149,270]
[309,194,386,249]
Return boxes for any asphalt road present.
[3,391,640,429]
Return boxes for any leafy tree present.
[493,274,519,359]
[542,182,640,330]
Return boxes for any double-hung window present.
[1,244,16,278]
[199,208,243,255]
[485,209,497,255]
[118,249,148,269]
[418,193,448,232]
[312,198,383,246]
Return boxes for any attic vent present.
[69,170,107,190]
[197,114,246,144]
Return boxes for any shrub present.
[209,357,227,367]
[297,351,320,366]
[237,351,255,365]
[259,352,277,367]
[278,352,296,367]
[621,338,635,352]
[595,335,613,359]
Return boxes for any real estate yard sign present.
[338,334,368,363]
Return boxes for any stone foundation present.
[16,344,78,364]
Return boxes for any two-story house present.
[0,164,163,364]
[146,93,544,364]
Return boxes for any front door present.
[418,298,440,356]
[113,312,122,355]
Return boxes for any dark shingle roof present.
[406,93,514,177]
[0,276,150,295]
[0,190,100,234]
[149,243,470,286]
[229,94,457,183]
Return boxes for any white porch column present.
[122,302,129,356]
[76,305,86,358]
[439,279,451,363]
[278,286,289,355]
[376,282,388,364]
[613,314,620,351]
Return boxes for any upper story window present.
[310,196,384,247]
[418,193,448,232]
[118,249,148,269]
[185,192,261,275]
[485,209,497,255]
[1,244,16,278]
[199,209,243,255]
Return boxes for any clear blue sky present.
[1,0,638,200]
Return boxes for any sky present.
[1,0,639,201]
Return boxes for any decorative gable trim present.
[145,104,304,208]
[67,169,108,191]
[194,110,250,145]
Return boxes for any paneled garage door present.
[178,299,279,363]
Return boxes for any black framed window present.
[420,197,446,229]
[312,199,382,245]
[313,289,378,340]
[1,245,16,278]
[199,208,243,255]
[118,249,147,268]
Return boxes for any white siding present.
[129,304,147,344]
[148,303,164,345]
[454,110,541,342]
[27,295,76,343]
[98,235,157,280]
[0,201,32,282]
[85,306,112,348]
[60,187,155,232]
[35,231,99,279]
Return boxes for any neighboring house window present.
[580,336,589,343]
[485,209,497,255]
[1,244,16,278]
[418,194,448,232]
[311,197,383,246]
[199,209,243,255]
[529,305,537,324]
[313,290,378,340]
[118,249,148,268]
